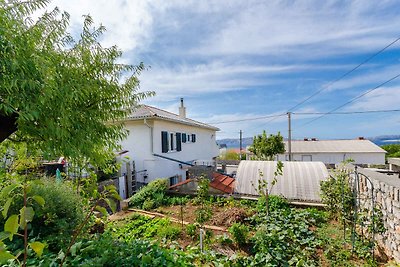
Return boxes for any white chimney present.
[179,98,186,118]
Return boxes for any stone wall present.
[353,166,400,262]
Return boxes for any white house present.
[276,138,386,165]
[119,99,219,187]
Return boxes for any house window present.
[161,131,182,153]
[187,134,191,142]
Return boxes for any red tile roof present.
[169,179,193,190]
[210,172,235,194]
[168,173,235,194]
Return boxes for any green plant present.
[257,195,289,214]
[157,224,181,240]
[59,184,121,267]
[381,144,400,159]
[164,196,190,206]
[228,223,249,247]
[129,179,168,210]
[252,161,283,217]
[320,168,353,221]
[0,178,46,266]
[0,0,153,168]
[248,130,285,160]
[194,178,212,227]
[186,224,198,239]
[250,208,325,266]
[27,179,85,251]
[215,234,233,246]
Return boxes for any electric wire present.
[293,109,400,115]
[207,113,286,125]
[287,36,400,112]
[297,73,400,129]
[255,36,400,130]
[208,109,400,125]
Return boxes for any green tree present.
[222,150,240,160]
[381,144,400,159]
[249,131,285,160]
[0,0,152,167]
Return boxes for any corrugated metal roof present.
[235,161,329,202]
[284,139,386,153]
[126,105,219,131]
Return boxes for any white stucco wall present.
[119,119,219,183]
[277,152,385,165]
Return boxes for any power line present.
[207,113,286,125]
[297,73,400,128]
[287,36,400,112]
[293,109,400,115]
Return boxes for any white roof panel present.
[285,139,386,153]
[235,161,329,202]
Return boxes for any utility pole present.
[239,130,243,161]
[287,112,292,161]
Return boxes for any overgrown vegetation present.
[129,179,169,210]
[381,144,400,159]
[320,165,387,265]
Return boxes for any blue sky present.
[43,0,400,140]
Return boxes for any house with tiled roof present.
[119,99,219,188]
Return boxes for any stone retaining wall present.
[354,166,400,262]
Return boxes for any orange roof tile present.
[210,172,235,194]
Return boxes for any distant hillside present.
[217,135,400,148]
[368,135,400,146]
[216,137,253,149]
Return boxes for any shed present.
[235,161,329,202]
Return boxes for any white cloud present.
[346,86,400,111]
[193,1,400,58]
[44,0,154,52]
[31,0,400,139]
[326,64,400,91]
[139,61,359,101]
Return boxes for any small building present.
[276,139,386,166]
[388,158,400,172]
[119,99,220,187]
[235,160,329,202]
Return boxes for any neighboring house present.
[119,99,220,186]
[275,138,386,165]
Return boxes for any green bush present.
[0,178,85,252]
[228,223,249,246]
[129,179,168,210]
[32,179,85,251]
